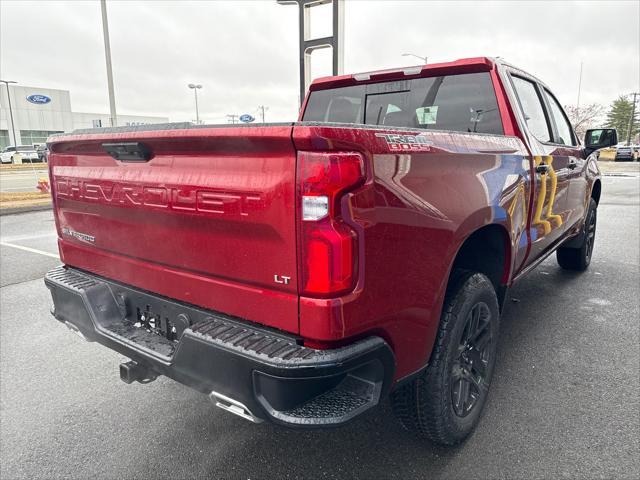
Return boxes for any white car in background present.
[614,144,635,161]
[0,145,40,164]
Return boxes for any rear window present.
[302,72,503,135]
[16,146,34,152]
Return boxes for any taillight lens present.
[298,151,364,297]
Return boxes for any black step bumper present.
[44,266,395,427]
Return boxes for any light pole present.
[257,105,269,123]
[576,61,583,112]
[0,79,37,177]
[188,84,202,124]
[0,79,18,147]
[100,0,118,127]
[402,53,428,64]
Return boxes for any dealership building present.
[0,84,169,150]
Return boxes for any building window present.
[19,130,64,146]
[92,119,102,128]
[0,130,10,151]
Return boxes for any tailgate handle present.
[102,142,152,162]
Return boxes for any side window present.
[303,86,363,123]
[511,76,551,142]
[544,89,575,146]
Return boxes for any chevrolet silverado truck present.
[44,57,618,445]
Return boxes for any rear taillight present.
[297,151,365,297]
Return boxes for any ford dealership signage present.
[239,114,255,123]
[26,94,52,105]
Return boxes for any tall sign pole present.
[278,0,344,106]
[100,0,118,127]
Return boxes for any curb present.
[0,203,53,216]
[0,163,48,171]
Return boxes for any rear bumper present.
[44,266,395,427]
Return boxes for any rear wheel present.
[556,198,597,271]
[391,271,500,445]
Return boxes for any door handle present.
[535,164,549,174]
[568,160,578,169]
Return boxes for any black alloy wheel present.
[451,301,493,417]
[391,271,500,445]
[584,206,597,263]
[557,198,597,271]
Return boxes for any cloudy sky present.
[1,0,638,123]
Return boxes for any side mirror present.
[584,128,618,155]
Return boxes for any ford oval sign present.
[239,114,255,123]
[26,94,52,105]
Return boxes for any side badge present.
[274,274,291,285]
[375,132,433,151]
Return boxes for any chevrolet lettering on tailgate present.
[55,177,262,216]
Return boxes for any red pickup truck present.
[45,57,617,445]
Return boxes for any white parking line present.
[0,232,57,242]
[0,241,59,259]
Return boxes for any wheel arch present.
[448,223,512,308]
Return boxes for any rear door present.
[541,87,587,230]
[48,124,300,334]
[510,75,571,263]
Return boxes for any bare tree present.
[565,104,606,140]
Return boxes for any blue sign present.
[239,114,255,123]
[26,94,52,105]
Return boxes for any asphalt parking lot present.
[1,175,638,479]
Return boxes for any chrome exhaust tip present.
[209,391,263,424]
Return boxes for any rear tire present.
[556,198,597,271]
[391,270,500,445]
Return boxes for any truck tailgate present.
[47,124,299,334]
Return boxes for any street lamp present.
[188,84,202,124]
[0,79,18,147]
[100,0,118,127]
[401,53,428,64]
[257,105,269,123]
[0,78,38,178]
